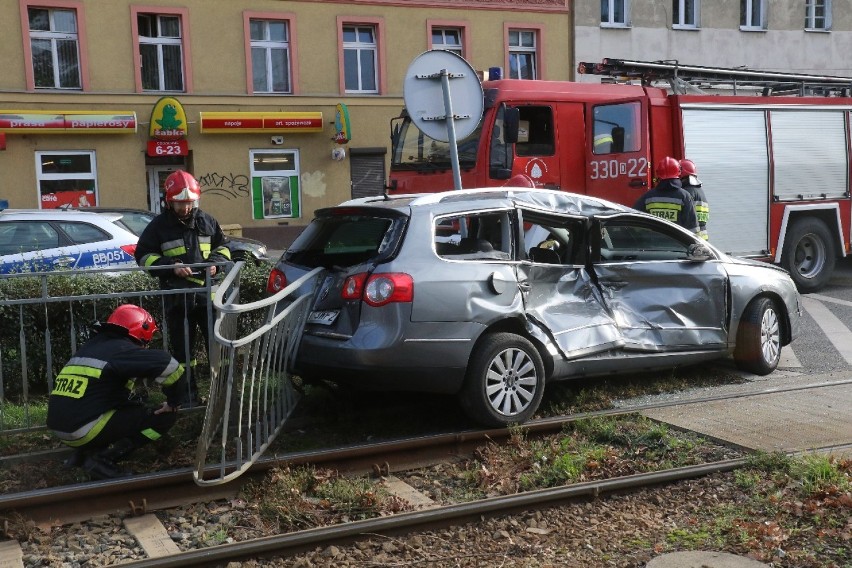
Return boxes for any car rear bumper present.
[294,321,485,393]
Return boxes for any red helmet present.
[503,174,535,188]
[164,170,201,203]
[655,157,681,180]
[680,159,698,177]
[107,304,158,343]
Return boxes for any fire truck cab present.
[389,59,852,293]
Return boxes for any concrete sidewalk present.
[641,376,852,457]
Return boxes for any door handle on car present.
[629,178,647,188]
[598,279,628,289]
[518,281,531,291]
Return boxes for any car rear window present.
[56,221,110,245]
[435,211,512,261]
[284,213,404,268]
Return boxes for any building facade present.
[0,0,571,246]
[575,1,852,82]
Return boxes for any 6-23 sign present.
[147,140,188,157]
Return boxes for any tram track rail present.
[55,439,852,567]
[2,376,849,527]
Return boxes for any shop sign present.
[41,190,96,209]
[0,111,136,133]
[147,139,189,157]
[149,97,188,141]
[200,112,323,133]
[332,103,351,144]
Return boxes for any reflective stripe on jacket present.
[46,330,186,437]
[135,208,231,289]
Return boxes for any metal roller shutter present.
[350,152,386,199]
[682,108,769,257]
[770,110,848,201]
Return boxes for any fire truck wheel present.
[733,296,781,376]
[780,218,835,293]
[459,332,545,427]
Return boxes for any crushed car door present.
[414,208,522,324]
[591,214,728,351]
[516,208,624,359]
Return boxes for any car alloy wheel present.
[460,332,545,427]
[733,297,781,376]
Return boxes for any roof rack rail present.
[577,58,852,97]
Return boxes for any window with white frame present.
[432,28,463,56]
[740,0,766,29]
[508,29,537,80]
[805,0,831,30]
[343,25,378,93]
[138,13,184,91]
[35,151,98,209]
[250,19,291,93]
[601,0,630,26]
[250,150,301,219]
[673,0,700,28]
[28,7,81,89]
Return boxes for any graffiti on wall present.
[197,171,250,200]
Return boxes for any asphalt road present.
[790,255,852,376]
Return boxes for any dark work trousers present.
[165,290,210,398]
[81,403,177,452]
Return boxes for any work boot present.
[81,455,131,480]
[97,437,141,463]
[177,376,203,408]
[63,448,87,468]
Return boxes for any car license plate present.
[308,310,339,325]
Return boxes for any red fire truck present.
[388,58,852,292]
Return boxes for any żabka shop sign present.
[0,111,137,133]
[147,97,189,157]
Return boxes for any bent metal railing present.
[194,263,320,486]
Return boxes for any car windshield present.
[391,116,481,171]
[284,212,405,268]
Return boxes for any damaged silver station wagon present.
[268,188,802,427]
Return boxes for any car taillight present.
[267,268,287,294]
[363,273,414,307]
[342,273,367,300]
[120,244,137,256]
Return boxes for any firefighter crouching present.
[633,156,700,234]
[47,305,187,480]
[680,158,710,240]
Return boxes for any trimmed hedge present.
[0,262,273,400]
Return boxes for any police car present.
[84,207,269,265]
[0,208,138,273]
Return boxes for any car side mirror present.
[687,243,713,262]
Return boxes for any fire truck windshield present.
[390,115,482,171]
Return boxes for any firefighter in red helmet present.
[47,304,187,479]
[134,170,231,407]
[633,157,699,234]
[680,158,710,240]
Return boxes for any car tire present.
[733,297,782,376]
[459,332,545,427]
[780,218,835,293]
